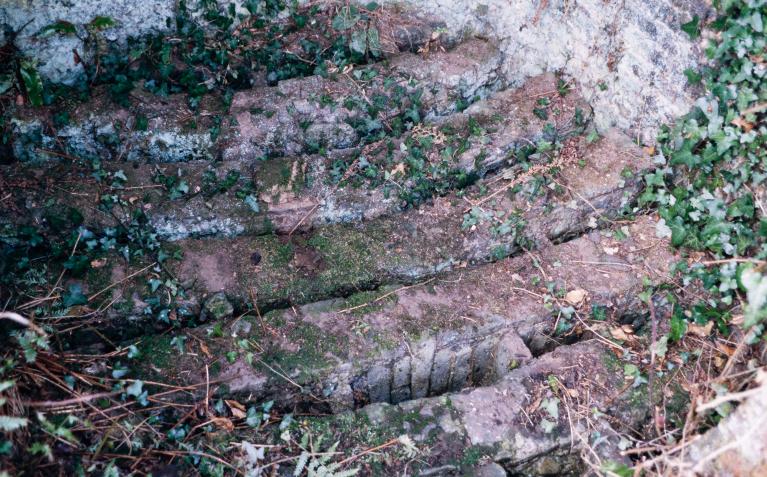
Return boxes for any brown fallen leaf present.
[199,341,212,359]
[688,321,714,337]
[389,162,406,177]
[610,327,631,341]
[210,417,234,432]
[90,258,107,268]
[226,399,247,419]
[716,341,736,357]
[731,116,754,132]
[565,289,588,306]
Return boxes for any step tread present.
[136,215,673,412]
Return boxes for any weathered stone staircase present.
[2,24,676,475]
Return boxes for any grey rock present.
[367,364,392,403]
[1,0,176,85]
[364,402,390,425]
[429,348,453,396]
[494,331,532,379]
[380,0,711,143]
[449,344,472,392]
[471,335,498,385]
[391,356,411,404]
[474,463,507,477]
[411,338,436,399]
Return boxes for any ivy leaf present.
[38,21,77,36]
[148,278,162,292]
[246,406,262,427]
[332,6,360,30]
[111,363,129,379]
[0,416,28,432]
[683,68,702,84]
[727,194,754,220]
[349,29,368,55]
[541,397,559,419]
[244,194,260,213]
[669,310,687,341]
[540,418,556,433]
[62,283,88,307]
[367,27,381,56]
[0,74,13,95]
[20,61,44,107]
[681,15,700,39]
[127,345,141,359]
[651,335,669,359]
[126,380,143,397]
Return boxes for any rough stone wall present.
[0,0,176,85]
[381,0,713,143]
[2,0,712,141]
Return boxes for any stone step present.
[54,128,653,343]
[351,340,639,475]
[132,215,674,414]
[55,127,652,339]
[3,73,591,241]
[10,39,503,165]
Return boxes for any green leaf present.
[0,416,28,432]
[727,194,755,220]
[246,406,262,427]
[39,21,77,36]
[349,29,367,55]
[669,310,687,341]
[127,345,141,359]
[541,397,559,419]
[20,61,44,107]
[126,380,143,397]
[751,12,763,33]
[89,16,117,30]
[367,27,381,56]
[651,336,669,359]
[111,363,129,379]
[0,74,14,95]
[681,15,700,39]
[244,194,260,213]
[602,461,634,477]
[63,283,88,307]
[540,418,556,433]
[332,6,360,30]
[135,114,148,131]
[683,68,702,84]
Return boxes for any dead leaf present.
[226,400,246,419]
[731,117,754,132]
[565,289,587,306]
[610,327,630,341]
[603,246,619,255]
[714,356,725,368]
[90,258,107,268]
[688,321,713,338]
[199,341,212,358]
[210,417,234,431]
[389,162,406,177]
[643,146,656,156]
[716,342,736,357]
